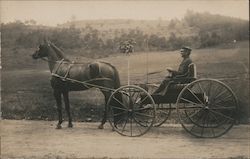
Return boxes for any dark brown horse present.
[32,40,121,129]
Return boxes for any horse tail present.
[102,63,122,125]
[89,62,100,79]
[112,65,121,89]
[98,61,121,89]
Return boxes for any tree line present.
[1,11,248,56]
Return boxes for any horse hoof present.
[68,123,73,128]
[98,125,104,129]
[56,125,62,129]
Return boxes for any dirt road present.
[1,120,250,159]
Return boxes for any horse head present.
[32,43,50,59]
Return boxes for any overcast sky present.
[0,0,249,26]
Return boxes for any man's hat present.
[180,46,192,52]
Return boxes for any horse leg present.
[98,92,110,129]
[54,90,63,129]
[63,91,73,128]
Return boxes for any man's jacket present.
[172,57,192,77]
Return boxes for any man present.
[153,46,193,95]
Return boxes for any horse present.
[32,40,121,129]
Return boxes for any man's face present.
[180,50,188,58]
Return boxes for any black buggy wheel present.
[176,79,238,138]
[145,84,172,127]
[107,85,156,137]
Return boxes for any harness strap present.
[62,61,75,81]
[52,59,65,74]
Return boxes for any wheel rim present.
[107,85,156,137]
[177,79,238,138]
[153,103,172,127]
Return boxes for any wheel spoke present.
[128,87,131,99]
[209,111,227,130]
[130,89,136,98]
[130,118,133,136]
[209,83,222,100]
[186,88,204,105]
[188,109,204,126]
[187,108,203,119]
[112,96,127,108]
[211,127,215,137]
[139,95,150,104]
[209,109,234,121]
[206,111,210,127]
[134,112,154,119]
[214,95,233,105]
[207,80,212,97]
[135,120,143,134]
[130,89,139,105]
[133,92,140,104]
[110,105,127,111]
[198,83,206,103]
[198,82,205,94]
[121,116,129,132]
[134,106,151,111]
[210,104,236,110]
[180,97,204,107]
[114,115,126,126]
[113,111,127,117]
[213,89,227,101]
[201,113,206,137]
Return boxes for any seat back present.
[187,63,197,79]
[169,63,197,85]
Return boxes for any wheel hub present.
[128,109,133,116]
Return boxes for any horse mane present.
[49,42,70,61]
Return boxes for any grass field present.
[1,41,249,123]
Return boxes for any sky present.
[0,0,249,26]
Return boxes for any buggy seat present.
[152,63,197,104]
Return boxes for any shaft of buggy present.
[51,73,116,92]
